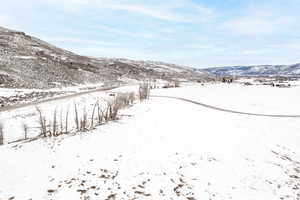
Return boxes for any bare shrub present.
[115,93,127,108]
[0,123,4,145]
[103,99,120,122]
[60,108,63,135]
[115,93,133,108]
[79,107,88,132]
[36,106,47,137]
[174,81,180,88]
[97,103,104,125]
[110,102,120,120]
[74,103,79,131]
[139,83,150,101]
[101,91,137,123]
[51,108,58,137]
[90,100,98,129]
[22,123,28,140]
[129,92,136,104]
[65,105,70,134]
[104,102,112,122]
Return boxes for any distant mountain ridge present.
[204,63,300,77]
[0,26,211,89]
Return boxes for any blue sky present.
[1,0,300,68]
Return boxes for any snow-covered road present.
[1,83,300,200]
[0,85,121,112]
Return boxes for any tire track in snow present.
[151,95,300,118]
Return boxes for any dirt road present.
[0,85,121,113]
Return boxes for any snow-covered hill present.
[0,26,211,89]
[204,63,300,77]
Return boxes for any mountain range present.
[204,63,300,77]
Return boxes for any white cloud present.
[97,25,157,39]
[45,0,214,22]
[104,3,183,21]
[222,16,295,35]
[104,1,215,22]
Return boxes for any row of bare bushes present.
[35,95,133,138]
[162,81,181,89]
[0,84,151,144]
[35,85,150,139]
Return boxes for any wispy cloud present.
[45,0,215,23]
[97,25,157,39]
[104,3,185,22]
[222,15,295,35]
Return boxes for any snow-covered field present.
[0,85,139,143]
[0,82,106,98]
[1,82,300,200]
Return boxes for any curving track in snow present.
[151,95,300,118]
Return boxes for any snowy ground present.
[0,85,139,143]
[0,82,109,108]
[1,83,300,200]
